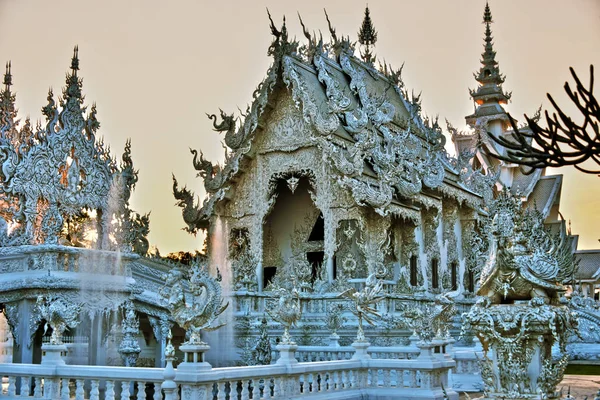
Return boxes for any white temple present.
[0,3,597,400]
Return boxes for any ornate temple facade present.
[0,4,595,390]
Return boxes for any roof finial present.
[71,45,79,74]
[465,1,511,126]
[358,4,377,64]
[3,61,12,90]
[483,1,492,24]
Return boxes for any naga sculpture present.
[172,175,210,233]
[463,190,578,398]
[35,295,82,345]
[160,263,228,345]
[207,109,244,150]
[190,148,227,194]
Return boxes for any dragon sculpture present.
[160,263,229,345]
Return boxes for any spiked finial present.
[358,5,377,63]
[71,45,79,73]
[465,1,511,126]
[3,62,12,89]
[483,1,492,24]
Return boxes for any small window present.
[410,256,418,286]
[467,269,475,293]
[431,259,439,289]
[450,262,458,291]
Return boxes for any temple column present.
[149,316,172,368]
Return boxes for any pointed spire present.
[71,45,80,75]
[60,46,85,128]
[466,1,511,126]
[0,61,18,139]
[3,62,12,91]
[358,5,377,64]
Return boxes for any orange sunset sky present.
[0,0,598,254]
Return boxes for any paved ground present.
[458,375,600,399]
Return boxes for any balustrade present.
[0,353,455,400]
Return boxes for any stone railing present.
[0,342,457,400]
[287,344,421,362]
[0,363,164,400]
[0,245,138,277]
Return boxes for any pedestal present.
[351,341,371,360]
[464,303,576,399]
[276,343,298,365]
[328,333,341,348]
[41,344,67,366]
[417,342,435,360]
[177,343,212,372]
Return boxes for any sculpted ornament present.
[463,190,579,398]
[160,263,228,345]
[35,295,82,345]
[118,300,141,367]
[340,273,385,342]
[266,285,302,345]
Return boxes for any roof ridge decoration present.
[357,5,378,64]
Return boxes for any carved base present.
[275,343,298,365]
[41,344,67,365]
[464,304,575,399]
[328,333,341,348]
[351,341,371,360]
[178,343,212,372]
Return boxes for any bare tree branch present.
[487,65,599,175]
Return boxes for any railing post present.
[276,343,298,365]
[161,331,178,400]
[351,340,370,360]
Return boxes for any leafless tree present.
[488,65,599,174]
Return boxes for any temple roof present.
[174,11,485,233]
[574,250,600,281]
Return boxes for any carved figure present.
[340,273,385,342]
[160,263,228,345]
[118,300,141,367]
[35,295,82,345]
[478,191,577,305]
[207,110,244,150]
[266,286,302,345]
